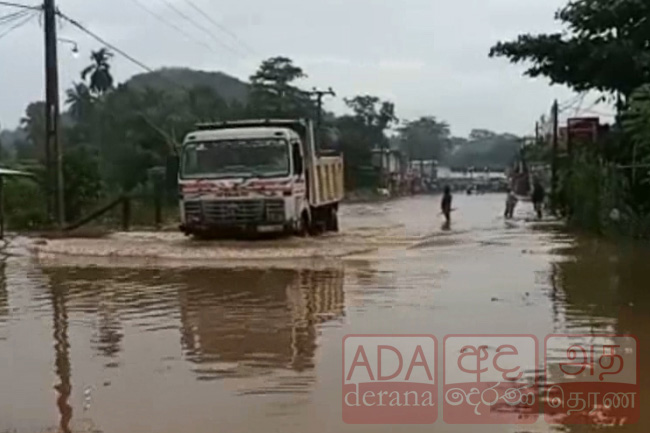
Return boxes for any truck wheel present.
[307,210,323,236]
[295,212,310,237]
[326,207,339,232]
[193,231,214,241]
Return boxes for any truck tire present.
[307,208,324,236]
[193,231,215,241]
[295,212,310,237]
[326,207,339,232]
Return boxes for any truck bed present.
[310,156,344,207]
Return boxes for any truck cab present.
[178,119,343,238]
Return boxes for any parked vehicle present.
[178,119,344,238]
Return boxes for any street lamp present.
[57,38,79,57]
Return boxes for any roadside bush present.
[4,177,49,230]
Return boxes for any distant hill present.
[125,67,249,103]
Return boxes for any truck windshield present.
[181,139,290,179]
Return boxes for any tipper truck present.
[178,118,344,238]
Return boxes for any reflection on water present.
[2,195,650,432]
[51,282,72,433]
[176,268,345,380]
[544,236,650,432]
[42,265,345,393]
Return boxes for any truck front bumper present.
[179,221,291,236]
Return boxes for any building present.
[371,147,408,193]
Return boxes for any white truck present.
[178,119,344,238]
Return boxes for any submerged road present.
[1,193,649,432]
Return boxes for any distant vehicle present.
[178,119,344,238]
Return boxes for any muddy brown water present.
[1,194,649,432]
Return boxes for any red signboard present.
[567,117,599,143]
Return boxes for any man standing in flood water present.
[441,186,453,225]
[532,179,545,219]
[504,189,518,219]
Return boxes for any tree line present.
[0,51,521,228]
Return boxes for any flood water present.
[1,194,649,432]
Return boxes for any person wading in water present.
[504,189,518,219]
[441,186,453,225]
[531,179,546,219]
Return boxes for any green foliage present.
[444,130,521,169]
[344,96,397,132]
[489,0,650,97]
[4,177,48,229]
[65,82,95,122]
[1,53,532,230]
[398,117,450,161]
[63,145,104,222]
[127,67,249,103]
[622,84,650,174]
[82,49,115,96]
[249,56,313,118]
[20,101,46,162]
[334,96,397,188]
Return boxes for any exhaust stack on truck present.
[178,119,344,238]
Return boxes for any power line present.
[0,9,36,40]
[558,93,584,113]
[573,96,616,118]
[0,9,29,24]
[573,92,587,116]
[180,0,256,54]
[56,11,155,73]
[56,10,189,93]
[157,0,241,56]
[128,0,221,56]
[0,1,40,10]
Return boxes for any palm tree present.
[20,101,47,157]
[65,82,94,121]
[81,49,114,96]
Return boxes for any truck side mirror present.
[293,143,303,175]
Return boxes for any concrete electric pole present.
[44,0,65,227]
[551,100,559,213]
[310,87,335,131]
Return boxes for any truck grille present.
[184,200,284,225]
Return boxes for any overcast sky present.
[0,0,616,136]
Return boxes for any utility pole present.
[44,0,65,228]
[551,100,559,214]
[310,87,335,131]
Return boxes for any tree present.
[248,56,312,118]
[82,49,115,96]
[186,85,230,122]
[398,117,451,162]
[469,129,497,142]
[20,101,46,161]
[444,131,521,170]
[344,96,397,132]
[63,145,104,221]
[489,0,650,99]
[330,95,397,188]
[65,82,95,122]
